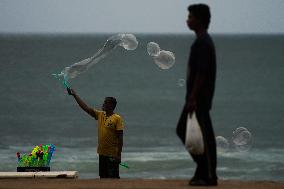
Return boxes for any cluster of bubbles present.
[147,42,176,70]
[53,33,138,86]
[216,127,252,153]
[53,34,178,88]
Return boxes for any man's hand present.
[110,155,121,164]
[113,154,121,164]
[186,97,197,118]
[67,87,74,96]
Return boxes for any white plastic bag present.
[185,112,204,155]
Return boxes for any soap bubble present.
[232,127,251,145]
[118,34,138,50]
[53,33,138,85]
[147,42,160,56]
[232,127,248,136]
[153,50,175,70]
[147,42,175,70]
[216,136,229,153]
[105,33,138,51]
[231,127,252,152]
[178,79,185,87]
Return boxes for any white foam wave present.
[123,151,189,162]
[218,148,284,163]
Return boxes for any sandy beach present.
[0,179,283,189]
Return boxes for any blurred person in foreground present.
[176,4,218,186]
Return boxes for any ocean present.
[0,33,283,181]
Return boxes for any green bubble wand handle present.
[119,162,130,169]
[109,158,130,169]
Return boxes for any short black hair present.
[105,97,117,110]
[188,4,211,29]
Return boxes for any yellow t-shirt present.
[94,110,124,157]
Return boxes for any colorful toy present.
[16,144,56,168]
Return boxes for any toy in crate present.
[16,144,55,172]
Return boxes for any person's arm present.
[115,130,123,163]
[67,88,97,119]
[186,73,205,116]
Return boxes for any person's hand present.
[113,154,121,164]
[186,97,197,118]
[67,87,75,96]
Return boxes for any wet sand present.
[0,179,283,189]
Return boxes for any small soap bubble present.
[153,50,175,70]
[231,127,252,152]
[178,79,185,87]
[147,42,160,56]
[216,136,229,153]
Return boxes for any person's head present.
[102,97,117,112]
[187,4,211,31]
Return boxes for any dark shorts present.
[99,155,120,178]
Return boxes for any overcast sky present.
[0,0,284,34]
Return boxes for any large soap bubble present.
[147,42,175,70]
[53,33,138,86]
[231,127,252,152]
[154,50,175,70]
[216,136,229,153]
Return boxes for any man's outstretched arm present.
[67,88,97,119]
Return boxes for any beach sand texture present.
[0,179,283,189]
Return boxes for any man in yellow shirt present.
[67,88,124,178]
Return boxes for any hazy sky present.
[1,0,284,34]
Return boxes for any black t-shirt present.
[186,33,216,110]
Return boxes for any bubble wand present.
[119,162,130,169]
[109,158,130,169]
[52,74,70,89]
